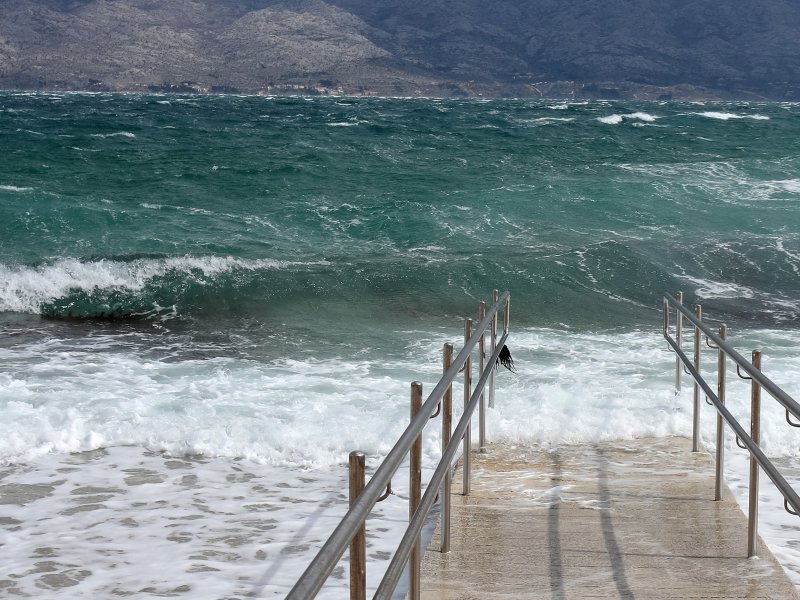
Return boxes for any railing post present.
[349,451,366,600]
[409,381,423,600]
[489,289,498,408]
[675,291,683,393]
[715,324,726,502]
[478,301,487,453]
[748,350,762,558]
[692,304,702,452]
[503,294,510,335]
[441,343,453,553]
[463,318,472,496]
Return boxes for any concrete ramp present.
[421,437,798,599]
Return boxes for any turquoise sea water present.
[3,95,800,339]
[2,93,800,596]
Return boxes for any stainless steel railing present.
[663,292,800,557]
[287,289,511,599]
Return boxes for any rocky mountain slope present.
[2,0,800,98]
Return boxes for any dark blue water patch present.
[40,288,169,321]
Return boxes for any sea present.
[1,92,800,598]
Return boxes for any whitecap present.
[91,131,137,138]
[408,245,445,253]
[698,111,741,120]
[628,111,657,122]
[599,112,657,124]
[694,111,770,121]
[0,184,33,192]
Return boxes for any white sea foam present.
[91,132,137,138]
[0,445,411,599]
[523,117,575,126]
[699,112,741,120]
[3,326,800,595]
[772,179,800,194]
[15,128,45,136]
[2,326,800,595]
[0,327,747,466]
[408,245,446,253]
[674,274,757,300]
[614,159,796,207]
[598,112,657,125]
[598,114,624,125]
[775,239,800,276]
[0,184,34,192]
[628,111,657,122]
[695,111,771,121]
[0,256,330,314]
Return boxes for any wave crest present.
[0,256,327,318]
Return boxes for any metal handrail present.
[665,293,800,420]
[662,293,800,556]
[374,332,509,598]
[287,290,510,599]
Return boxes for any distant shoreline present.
[0,80,782,102]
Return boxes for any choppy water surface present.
[2,93,800,596]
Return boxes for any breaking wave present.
[0,256,329,319]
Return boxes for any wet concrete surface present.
[421,437,799,600]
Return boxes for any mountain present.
[2,0,800,99]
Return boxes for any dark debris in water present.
[496,344,516,373]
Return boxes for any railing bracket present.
[705,336,719,349]
[377,480,394,502]
[430,402,441,419]
[735,435,748,450]
[786,409,800,428]
[785,498,799,516]
[736,365,752,380]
